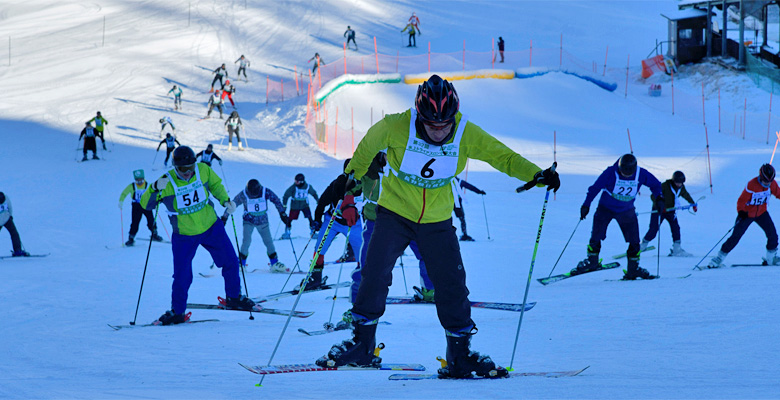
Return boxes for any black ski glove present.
[738,210,749,221]
[580,205,589,220]
[655,197,666,213]
[533,167,560,192]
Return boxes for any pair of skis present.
[239,361,589,381]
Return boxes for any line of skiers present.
[50,73,780,385]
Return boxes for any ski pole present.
[399,249,409,295]
[278,233,314,292]
[156,212,171,240]
[286,229,300,271]
[120,208,125,247]
[324,226,352,329]
[509,186,552,370]
[219,163,231,193]
[545,219,581,279]
[656,226,661,277]
[481,194,491,240]
[693,221,737,270]
[74,142,81,162]
[152,150,159,166]
[230,213,254,320]
[636,202,699,215]
[258,200,343,387]
[130,201,161,325]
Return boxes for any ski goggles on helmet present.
[421,119,454,130]
[176,163,196,178]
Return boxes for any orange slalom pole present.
[374,36,379,74]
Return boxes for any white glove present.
[118,201,123,209]
[223,200,237,214]
[153,175,170,191]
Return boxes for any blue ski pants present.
[171,220,241,314]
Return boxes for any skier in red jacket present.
[708,163,780,267]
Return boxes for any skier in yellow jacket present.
[315,74,560,378]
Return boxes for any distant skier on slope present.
[234,55,250,81]
[88,111,109,151]
[576,154,662,280]
[401,22,420,47]
[159,116,176,138]
[119,169,163,246]
[167,85,183,110]
[79,121,102,161]
[140,146,255,325]
[344,26,358,50]
[224,111,243,150]
[233,179,289,273]
[640,170,698,257]
[0,192,29,257]
[210,63,228,92]
[308,53,325,75]
[281,173,319,239]
[195,144,222,168]
[156,133,181,167]
[221,80,236,108]
[707,164,780,268]
[205,90,224,119]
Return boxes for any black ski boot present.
[156,310,186,325]
[125,236,135,246]
[224,295,256,311]
[316,322,382,367]
[151,230,164,242]
[622,257,656,280]
[459,234,475,242]
[570,253,600,276]
[296,268,327,291]
[438,333,508,379]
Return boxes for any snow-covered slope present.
[0,1,778,398]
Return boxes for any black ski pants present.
[83,137,97,156]
[353,206,472,334]
[643,210,681,243]
[164,147,174,164]
[129,202,156,237]
[1,216,23,252]
[721,212,778,253]
[453,206,467,236]
[590,205,640,258]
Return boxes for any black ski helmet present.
[0,192,5,204]
[759,163,776,185]
[617,154,637,177]
[415,75,459,146]
[166,133,172,138]
[295,173,305,182]
[672,170,686,184]
[172,146,196,167]
[246,179,261,198]
[159,118,164,123]
[207,144,213,151]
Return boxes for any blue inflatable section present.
[515,69,617,92]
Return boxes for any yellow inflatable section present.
[404,69,515,84]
